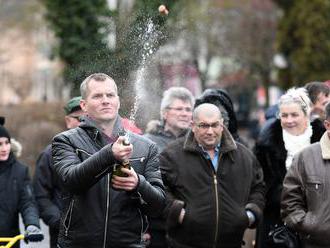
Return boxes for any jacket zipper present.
[103,174,110,248]
[213,174,219,248]
[213,152,222,248]
[137,208,146,242]
[64,199,75,236]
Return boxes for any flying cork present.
[158,4,169,16]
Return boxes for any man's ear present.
[64,116,71,129]
[80,99,86,112]
[162,111,168,122]
[191,121,196,133]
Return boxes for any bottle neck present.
[122,160,130,166]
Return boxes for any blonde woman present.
[254,87,324,248]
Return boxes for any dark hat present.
[194,89,238,137]
[64,96,82,115]
[0,116,11,140]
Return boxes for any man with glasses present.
[144,86,194,248]
[33,96,84,248]
[160,103,265,248]
[145,86,194,152]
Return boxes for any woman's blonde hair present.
[278,87,312,117]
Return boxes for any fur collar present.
[258,118,323,148]
[320,132,330,159]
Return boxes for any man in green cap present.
[33,96,84,248]
[63,96,84,129]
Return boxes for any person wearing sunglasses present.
[160,103,265,248]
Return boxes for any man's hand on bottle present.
[112,136,133,162]
[112,166,139,191]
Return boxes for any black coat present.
[33,144,62,247]
[52,116,166,248]
[0,154,40,246]
[160,128,265,248]
[254,119,324,248]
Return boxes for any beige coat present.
[281,132,330,248]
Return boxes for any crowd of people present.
[1,73,330,248]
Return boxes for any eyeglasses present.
[196,122,223,130]
[167,107,192,113]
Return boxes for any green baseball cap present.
[64,96,82,115]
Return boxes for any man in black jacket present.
[160,103,265,248]
[33,96,83,248]
[51,73,165,248]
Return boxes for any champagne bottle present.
[112,160,130,177]
[112,135,131,177]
